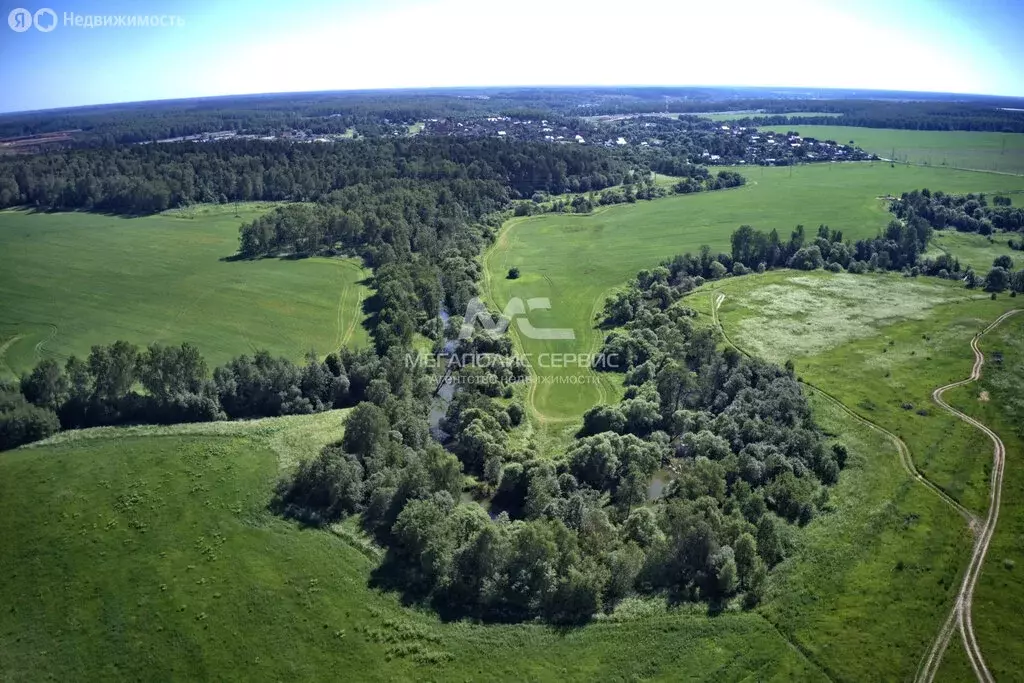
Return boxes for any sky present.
[0,0,1022,113]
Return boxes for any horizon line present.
[3,83,1024,117]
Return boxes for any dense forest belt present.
[921,309,1020,683]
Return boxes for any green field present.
[483,163,1024,421]
[760,125,1024,175]
[928,229,1021,271]
[945,315,1024,681]
[698,270,1024,677]
[0,413,826,682]
[0,205,370,378]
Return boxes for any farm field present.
[0,413,824,682]
[0,205,370,379]
[759,125,1024,175]
[483,163,1024,422]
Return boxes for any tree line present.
[2,341,423,449]
[0,137,631,214]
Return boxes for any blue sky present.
[1,0,1022,113]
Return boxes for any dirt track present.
[918,309,1020,683]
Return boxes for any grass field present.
[0,204,370,379]
[759,125,1024,175]
[0,413,826,682]
[698,270,1024,677]
[943,314,1024,682]
[483,163,1024,422]
[928,229,1021,271]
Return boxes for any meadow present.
[759,125,1024,175]
[0,413,824,682]
[483,163,1024,421]
[928,229,1021,271]
[700,111,843,122]
[698,270,1024,677]
[0,204,370,379]
[943,314,1024,682]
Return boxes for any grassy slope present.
[760,125,1024,175]
[929,229,1021,272]
[483,163,1024,422]
[703,271,1024,679]
[762,394,971,681]
[942,314,1024,682]
[0,204,370,378]
[0,415,821,682]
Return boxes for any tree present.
[342,402,391,459]
[507,267,520,279]
[984,266,1010,292]
[20,359,69,411]
[0,401,60,450]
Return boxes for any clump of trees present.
[891,189,1023,236]
[0,381,60,450]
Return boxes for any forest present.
[0,137,630,214]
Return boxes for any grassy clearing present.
[483,163,1024,423]
[943,314,1024,681]
[710,270,1021,515]
[929,229,1021,271]
[0,204,370,378]
[0,420,822,682]
[30,408,351,471]
[0,314,1000,680]
[712,271,973,364]
[760,125,1024,175]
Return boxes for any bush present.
[507,402,525,427]
[0,401,60,450]
[507,267,520,279]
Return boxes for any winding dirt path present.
[919,309,1020,683]
[711,290,1019,682]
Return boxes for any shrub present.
[507,267,520,279]
[0,401,60,450]
[507,402,525,427]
